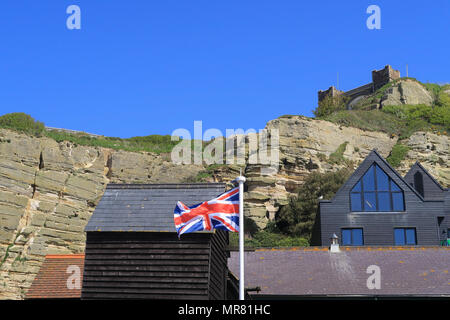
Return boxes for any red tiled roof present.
[26,254,85,299]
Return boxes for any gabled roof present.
[324,149,424,203]
[228,247,450,296]
[26,254,85,299]
[404,161,446,192]
[85,183,226,232]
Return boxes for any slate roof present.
[228,247,450,297]
[27,248,450,299]
[85,183,226,232]
[26,254,85,299]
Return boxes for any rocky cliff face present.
[396,131,449,182]
[0,129,203,299]
[0,117,448,299]
[350,79,435,110]
[380,79,434,107]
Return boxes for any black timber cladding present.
[315,150,450,246]
[82,183,232,300]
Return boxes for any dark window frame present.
[413,171,424,197]
[350,163,405,212]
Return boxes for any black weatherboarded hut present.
[81,183,235,300]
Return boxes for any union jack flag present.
[174,187,240,237]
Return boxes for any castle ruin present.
[318,65,401,107]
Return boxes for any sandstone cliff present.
[0,129,203,299]
[0,117,448,299]
[380,79,434,107]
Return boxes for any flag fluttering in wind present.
[174,187,240,237]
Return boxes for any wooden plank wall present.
[208,229,229,300]
[82,232,217,299]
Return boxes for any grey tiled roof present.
[85,183,225,232]
[228,247,450,296]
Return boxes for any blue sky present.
[0,1,449,138]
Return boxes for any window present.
[350,163,405,212]
[342,228,364,246]
[413,171,424,197]
[394,228,417,245]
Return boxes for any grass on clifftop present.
[321,106,448,139]
[45,130,178,154]
[0,112,45,136]
[0,112,180,154]
[0,112,225,155]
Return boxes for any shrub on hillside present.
[322,110,403,135]
[382,104,450,131]
[386,143,410,168]
[328,142,350,164]
[313,95,348,118]
[228,230,309,248]
[275,167,352,239]
[0,113,45,136]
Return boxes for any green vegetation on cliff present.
[324,105,448,139]
[274,167,352,240]
[0,113,45,136]
[0,112,179,154]
[314,81,450,138]
[328,142,350,164]
[229,230,309,248]
[386,143,410,168]
[312,94,348,118]
[45,130,178,154]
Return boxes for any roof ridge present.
[106,183,226,189]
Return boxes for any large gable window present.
[350,163,404,212]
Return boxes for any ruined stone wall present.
[318,86,344,102]
[372,65,401,91]
[318,65,401,103]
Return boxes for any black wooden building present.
[313,150,450,246]
[81,183,238,300]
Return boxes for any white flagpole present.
[236,174,246,300]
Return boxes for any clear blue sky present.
[1,1,449,138]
